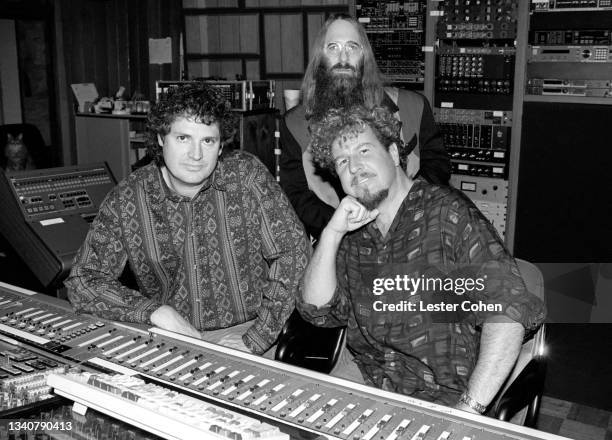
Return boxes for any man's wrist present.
[458,392,487,414]
[321,226,345,244]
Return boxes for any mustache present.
[351,172,376,186]
[331,63,357,73]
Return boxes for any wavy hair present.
[146,82,237,165]
[308,105,406,174]
[301,14,385,119]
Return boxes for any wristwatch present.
[459,392,487,414]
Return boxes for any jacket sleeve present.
[64,189,161,324]
[417,97,451,186]
[279,116,335,240]
[243,157,313,353]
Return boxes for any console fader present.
[0,284,570,440]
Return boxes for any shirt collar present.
[143,161,228,204]
[363,177,426,240]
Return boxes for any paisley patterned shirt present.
[298,179,545,404]
[66,151,311,354]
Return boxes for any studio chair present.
[492,258,547,427]
[275,309,346,374]
[0,123,48,169]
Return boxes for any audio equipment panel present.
[528,45,612,62]
[356,0,427,83]
[1,403,164,440]
[435,46,516,109]
[432,1,519,241]
[0,164,115,287]
[531,29,612,44]
[531,0,612,11]
[450,175,508,239]
[155,80,276,110]
[526,78,612,96]
[435,0,519,40]
[0,283,571,440]
[0,339,67,411]
[526,5,612,97]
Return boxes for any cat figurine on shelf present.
[3,133,35,171]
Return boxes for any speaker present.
[514,102,612,262]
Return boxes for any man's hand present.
[327,196,379,236]
[217,333,250,352]
[150,305,201,339]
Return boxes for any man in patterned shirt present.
[299,105,545,412]
[66,82,311,355]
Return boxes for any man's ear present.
[157,134,164,147]
[389,142,400,167]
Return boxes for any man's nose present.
[188,141,203,160]
[339,47,350,63]
[348,156,362,174]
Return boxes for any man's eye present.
[345,41,361,52]
[203,138,216,144]
[360,148,369,154]
[176,135,188,142]
[327,42,340,53]
[336,158,348,168]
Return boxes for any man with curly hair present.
[66,82,311,355]
[299,105,545,411]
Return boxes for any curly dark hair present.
[146,82,238,165]
[308,106,407,174]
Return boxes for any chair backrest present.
[496,258,546,424]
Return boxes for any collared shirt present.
[66,151,311,354]
[298,179,545,405]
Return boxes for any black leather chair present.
[276,258,547,427]
[275,309,345,374]
[492,258,547,427]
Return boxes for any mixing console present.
[48,372,289,440]
[0,402,163,439]
[0,338,66,410]
[0,283,570,440]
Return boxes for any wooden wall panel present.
[206,16,221,53]
[61,0,181,101]
[264,15,282,74]
[239,15,259,53]
[307,13,326,58]
[280,14,303,73]
[184,16,204,53]
[188,60,243,80]
[246,60,260,79]
[219,16,241,54]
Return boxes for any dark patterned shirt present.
[66,151,311,354]
[298,179,545,405]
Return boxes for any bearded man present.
[279,13,450,241]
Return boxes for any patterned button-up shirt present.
[298,179,545,405]
[66,151,311,354]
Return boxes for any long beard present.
[311,62,364,120]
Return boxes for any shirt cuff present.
[243,326,270,355]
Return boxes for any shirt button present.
[389,362,396,367]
